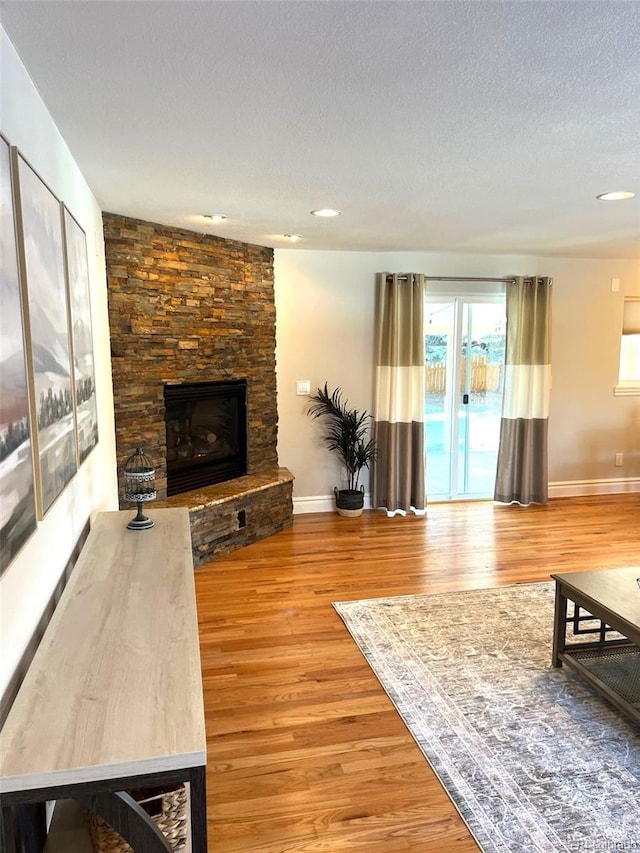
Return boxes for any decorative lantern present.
[123,448,156,530]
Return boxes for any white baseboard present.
[294,480,639,512]
[293,493,373,515]
[548,477,640,498]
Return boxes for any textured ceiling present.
[1,0,639,257]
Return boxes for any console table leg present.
[552,583,567,667]
[1,803,46,853]
[189,765,208,852]
[80,791,172,852]
[1,805,18,853]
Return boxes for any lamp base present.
[127,502,154,530]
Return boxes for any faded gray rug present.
[334,583,640,853]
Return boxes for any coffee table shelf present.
[560,644,640,723]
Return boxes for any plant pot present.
[334,485,365,518]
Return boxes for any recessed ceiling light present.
[203,213,227,222]
[283,234,302,242]
[310,208,341,217]
[596,191,635,201]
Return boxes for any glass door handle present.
[462,393,469,404]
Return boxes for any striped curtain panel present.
[494,276,552,505]
[371,273,426,516]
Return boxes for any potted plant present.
[307,382,377,517]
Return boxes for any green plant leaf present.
[307,382,377,490]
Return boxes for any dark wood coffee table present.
[551,567,640,724]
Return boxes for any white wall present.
[275,251,383,510]
[275,250,640,510]
[0,27,118,697]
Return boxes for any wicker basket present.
[85,783,188,852]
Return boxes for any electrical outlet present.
[615,452,624,467]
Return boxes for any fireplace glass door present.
[164,380,247,496]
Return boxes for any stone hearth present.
[154,468,294,565]
[103,213,293,563]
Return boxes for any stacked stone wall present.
[104,214,292,560]
[103,213,278,500]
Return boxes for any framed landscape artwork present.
[0,136,37,574]
[15,151,77,516]
[64,207,98,464]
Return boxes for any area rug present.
[334,583,640,853]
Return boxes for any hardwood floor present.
[195,494,640,852]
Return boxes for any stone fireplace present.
[103,213,293,564]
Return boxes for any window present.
[615,298,640,396]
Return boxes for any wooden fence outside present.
[425,356,501,394]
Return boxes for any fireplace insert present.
[164,379,247,496]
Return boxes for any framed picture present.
[0,136,37,574]
[14,151,76,517]
[63,207,98,464]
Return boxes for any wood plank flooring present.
[195,494,640,852]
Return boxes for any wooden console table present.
[0,508,208,852]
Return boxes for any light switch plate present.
[611,278,620,292]
[296,380,311,396]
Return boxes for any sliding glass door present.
[425,295,506,500]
